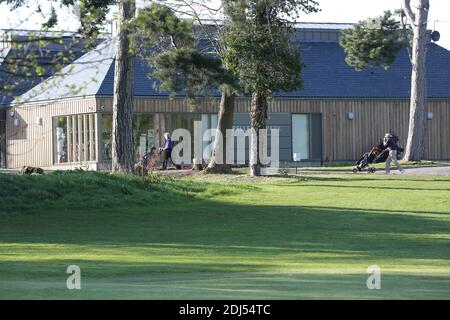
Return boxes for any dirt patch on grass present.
[152,169,301,184]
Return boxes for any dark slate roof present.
[97,53,162,97]
[16,40,114,103]
[0,30,102,106]
[99,41,450,99]
[279,41,450,99]
[12,30,450,103]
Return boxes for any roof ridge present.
[12,39,115,105]
[293,21,354,25]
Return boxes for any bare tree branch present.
[403,0,416,25]
[400,11,412,62]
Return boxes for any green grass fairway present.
[1,172,449,299]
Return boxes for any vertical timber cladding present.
[4,96,449,169]
[234,98,450,162]
[95,97,450,162]
[6,97,97,168]
[428,100,450,160]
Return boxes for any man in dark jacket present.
[383,133,405,174]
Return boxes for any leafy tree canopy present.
[133,2,195,50]
[221,0,319,96]
[0,0,115,37]
[134,3,235,105]
[152,47,234,99]
[340,10,406,71]
[0,0,115,103]
[62,0,116,37]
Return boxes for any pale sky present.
[300,0,450,50]
[0,0,449,50]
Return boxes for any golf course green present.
[1,172,449,299]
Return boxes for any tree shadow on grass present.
[1,196,450,299]
[2,172,449,298]
[1,259,449,299]
[1,199,449,261]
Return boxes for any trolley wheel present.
[352,168,358,173]
[368,167,376,173]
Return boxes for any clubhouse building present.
[1,23,450,170]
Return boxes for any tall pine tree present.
[340,0,430,161]
[222,0,318,176]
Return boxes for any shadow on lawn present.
[2,173,450,298]
[1,199,450,262]
[1,263,449,299]
[1,196,450,299]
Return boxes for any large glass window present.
[53,114,96,164]
[292,114,309,160]
[54,116,68,163]
[201,114,217,161]
[101,114,155,161]
[164,113,217,161]
[164,113,201,132]
[100,113,218,164]
[102,114,112,160]
[292,113,322,161]
[133,114,154,161]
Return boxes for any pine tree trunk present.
[249,91,267,176]
[403,0,429,161]
[205,90,235,173]
[112,0,136,173]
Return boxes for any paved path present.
[294,166,450,175]
[375,166,450,175]
[2,166,450,176]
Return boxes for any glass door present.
[292,113,322,161]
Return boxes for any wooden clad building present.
[2,23,450,170]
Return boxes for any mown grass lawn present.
[0,172,449,299]
[290,160,450,172]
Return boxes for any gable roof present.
[0,30,101,107]
[293,22,353,30]
[11,26,450,104]
[15,40,115,104]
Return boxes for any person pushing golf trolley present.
[383,132,405,174]
[353,132,405,174]
[159,132,179,170]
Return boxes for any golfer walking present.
[160,132,177,170]
[383,133,405,174]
